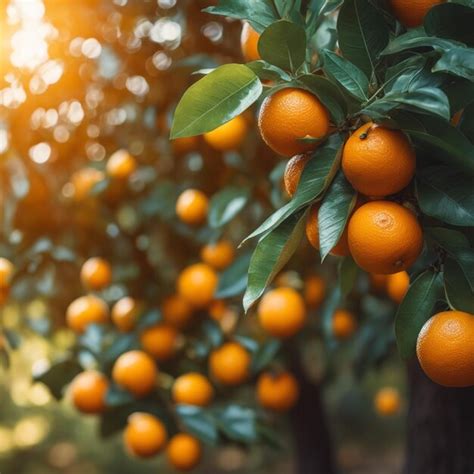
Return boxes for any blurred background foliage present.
[0,0,405,472]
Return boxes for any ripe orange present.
[66,294,109,333]
[162,294,194,329]
[166,433,202,471]
[111,297,141,332]
[417,311,474,387]
[348,201,423,274]
[370,273,389,293]
[388,0,445,27]
[0,258,14,288]
[124,412,167,458]
[140,324,179,361]
[332,309,357,340]
[200,240,235,270]
[374,387,401,416]
[209,342,251,386]
[175,189,209,226]
[69,370,108,414]
[258,88,330,157]
[257,287,306,338]
[386,271,410,303]
[80,257,112,291]
[304,274,326,308]
[240,22,260,62]
[203,115,247,151]
[172,372,214,407]
[106,149,137,180]
[257,372,299,412]
[284,154,311,197]
[306,204,350,257]
[70,168,105,201]
[342,122,415,197]
[112,350,158,397]
[177,263,218,309]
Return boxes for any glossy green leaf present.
[318,172,356,261]
[395,270,443,359]
[444,258,474,313]
[176,405,219,445]
[432,46,474,81]
[243,211,306,312]
[321,49,369,101]
[171,64,262,138]
[258,20,307,72]
[338,256,359,298]
[298,74,348,124]
[34,358,82,399]
[246,60,292,82]
[416,165,474,226]
[215,405,257,443]
[250,339,281,374]
[208,186,250,229]
[242,134,343,243]
[216,252,252,298]
[424,3,474,46]
[337,0,389,78]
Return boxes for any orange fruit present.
[112,350,158,397]
[209,342,251,386]
[258,88,330,157]
[241,22,260,62]
[70,168,105,201]
[69,370,108,414]
[66,295,109,333]
[200,240,235,270]
[172,372,214,407]
[177,263,218,309]
[80,257,112,291]
[304,274,326,308]
[332,309,357,340]
[306,204,350,257]
[111,297,141,332]
[370,273,389,293]
[140,324,179,361]
[257,287,306,338]
[284,154,311,197]
[417,311,474,387]
[203,115,247,151]
[257,372,299,412]
[166,433,202,471]
[388,0,445,27]
[106,149,137,179]
[124,412,167,458]
[348,201,423,274]
[0,258,14,289]
[171,136,199,154]
[374,387,401,416]
[342,122,415,197]
[176,189,209,226]
[386,271,410,303]
[162,294,194,329]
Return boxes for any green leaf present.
[321,50,369,101]
[338,256,359,298]
[416,165,474,226]
[34,358,83,399]
[176,405,219,445]
[250,339,281,374]
[105,384,135,407]
[216,252,252,298]
[242,134,343,243]
[444,258,474,313]
[257,20,307,72]
[203,1,279,32]
[171,64,262,138]
[215,405,257,443]
[243,211,306,311]
[424,3,474,46]
[337,0,389,78]
[432,46,474,81]
[208,186,250,229]
[298,74,348,124]
[318,172,356,261]
[246,60,292,82]
[395,270,443,359]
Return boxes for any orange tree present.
[0,0,473,473]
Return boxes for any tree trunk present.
[290,353,336,474]
[404,359,474,474]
